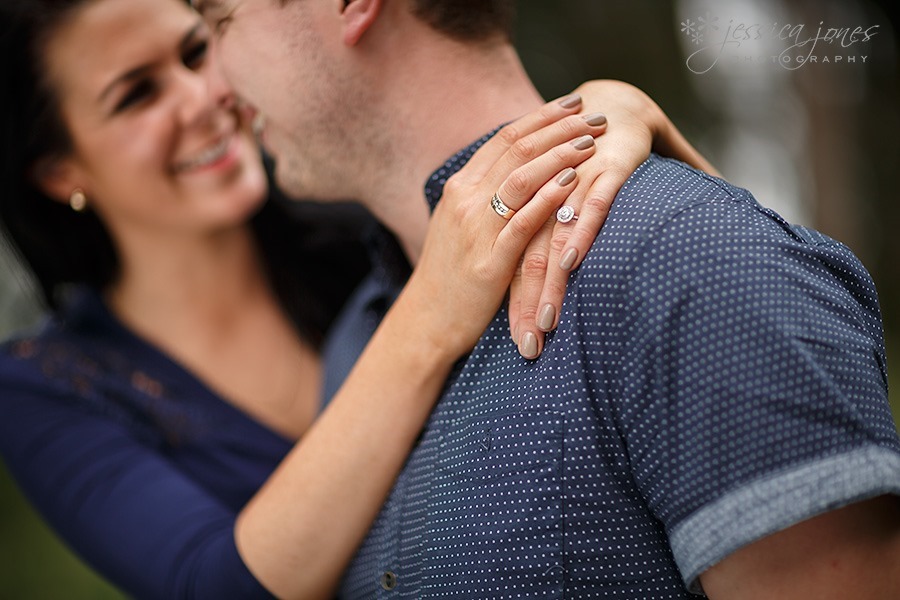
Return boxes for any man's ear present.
[31,156,87,206]
[341,0,383,46]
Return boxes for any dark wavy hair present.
[410,0,516,42]
[0,0,371,349]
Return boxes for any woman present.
[0,0,716,597]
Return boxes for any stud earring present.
[69,188,87,212]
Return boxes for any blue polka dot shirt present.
[324,142,900,598]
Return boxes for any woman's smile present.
[173,131,242,175]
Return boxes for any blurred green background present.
[1,0,898,597]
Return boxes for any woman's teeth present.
[175,137,230,172]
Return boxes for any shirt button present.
[380,571,398,591]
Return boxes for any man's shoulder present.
[581,154,858,265]
[572,155,873,303]
[571,155,758,280]
[607,154,752,233]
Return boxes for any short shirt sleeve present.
[612,185,900,591]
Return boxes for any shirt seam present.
[602,158,743,446]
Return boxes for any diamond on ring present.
[556,205,578,223]
[490,192,515,220]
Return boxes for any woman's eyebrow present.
[98,23,205,104]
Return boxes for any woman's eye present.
[114,80,156,112]
[183,40,209,70]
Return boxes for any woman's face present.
[40,0,267,241]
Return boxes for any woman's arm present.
[508,79,720,358]
[234,95,608,599]
[0,96,604,600]
[0,379,270,599]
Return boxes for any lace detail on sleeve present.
[5,334,211,447]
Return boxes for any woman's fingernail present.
[519,331,539,359]
[556,168,577,186]
[571,135,594,150]
[538,304,556,331]
[560,248,579,270]
[582,112,607,127]
[558,93,582,109]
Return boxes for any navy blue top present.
[327,151,900,598]
[0,289,284,598]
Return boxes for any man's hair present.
[410,0,516,42]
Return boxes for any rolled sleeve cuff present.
[670,445,900,595]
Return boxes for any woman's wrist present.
[385,273,472,367]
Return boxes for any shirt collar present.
[423,126,504,212]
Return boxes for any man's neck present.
[358,38,544,264]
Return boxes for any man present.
[197,0,900,597]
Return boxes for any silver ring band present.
[490,191,516,220]
[556,205,579,223]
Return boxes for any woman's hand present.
[397,93,611,362]
[508,79,721,359]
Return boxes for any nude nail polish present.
[556,168,577,186]
[560,248,579,270]
[582,112,607,127]
[571,135,594,150]
[558,93,582,109]
[520,332,538,359]
[538,304,556,331]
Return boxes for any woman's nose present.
[176,67,215,125]
[204,46,236,110]
[177,55,235,125]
